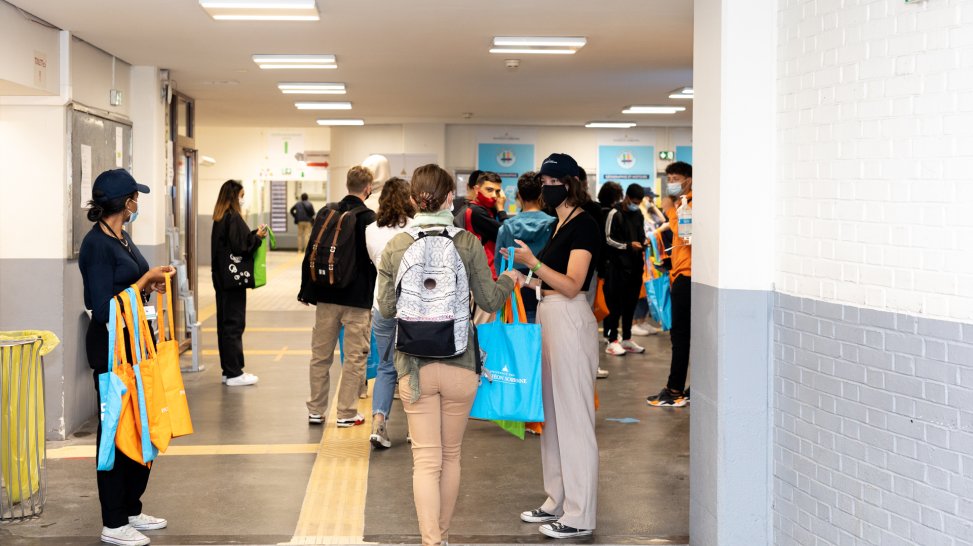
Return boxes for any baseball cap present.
[92,169,150,203]
[538,153,580,179]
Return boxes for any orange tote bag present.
[156,274,194,437]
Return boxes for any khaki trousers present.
[307,302,371,419]
[536,293,600,530]
[398,364,479,546]
[297,221,312,253]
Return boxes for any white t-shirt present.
[365,218,415,310]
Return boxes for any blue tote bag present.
[97,298,128,471]
[645,240,673,331]
[469,252,544,423]
[338,326,379,380]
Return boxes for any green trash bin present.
[0,331,59,520]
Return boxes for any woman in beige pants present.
[377,164,519,546]
[508,153,601,539]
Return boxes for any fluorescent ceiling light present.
[279,82,346,94]
[316,119,364,126]
[493,36,587,48]
[622,106,686,114]
[490,36,586,55]
[200,0,319,21]
[585,122,637,128]
[295,101,352,110]
[253,54,336,70]
[489,48,577,55]
[669,87,694,99]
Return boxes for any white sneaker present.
[631,323,661,336]
[225,372,259,386]
[100,524,150,546]
[605,341,626,356]
[597,367,610,379]
[128,513,167,531]
[620,339,645,353]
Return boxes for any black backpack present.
[307,204,367,288]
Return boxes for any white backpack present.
[393,226,471,359]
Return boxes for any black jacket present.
[211,210,261,290]
[290,200,315,223]
[298,195,376,309]
[604,204,646,273]
[466,202,508,243]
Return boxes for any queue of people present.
[80,154,693,546]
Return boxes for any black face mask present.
[542,185,568,209]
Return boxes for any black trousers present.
[666,275,692,392]
[603,266,643,341]
[86,323,151,528]
[215,287,248,378]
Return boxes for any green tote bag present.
[253,227,277,289]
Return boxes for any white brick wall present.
[776,0,973,322]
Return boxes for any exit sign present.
[659,151,674,160]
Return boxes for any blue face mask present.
[627,203,640,212]
[124,201,139,224]
[666,182,683,197]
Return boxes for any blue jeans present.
[371,308,398,419]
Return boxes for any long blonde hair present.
[213,180,243,222]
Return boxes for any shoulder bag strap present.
[310,209,338,284]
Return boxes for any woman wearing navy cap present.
[79,169,173,546]
[507,153,602,539]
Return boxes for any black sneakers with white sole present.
[539,522,594,538]
[520,508,559,523]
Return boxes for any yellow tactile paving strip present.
[286,387,375,545]
[48,443,320,459]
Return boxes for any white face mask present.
[239,197,246,209]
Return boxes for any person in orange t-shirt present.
[647,161,693,407]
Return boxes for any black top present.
[537,210,600,291]
[467,203,508,244]
[79,224,150,325]
[291,200,315,223]
[211,210,261,290]
[298,195,377,309]
[604,204,646,272]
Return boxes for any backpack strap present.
[325,204,370,285]
[309,209,338,284]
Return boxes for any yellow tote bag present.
[132,288,173,452]
[113,296,147,465]
[156,274,193,437]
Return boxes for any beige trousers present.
[398,364,479,546]
[297,221,312,253]
[536,293,600,530]
[307,302,371,419]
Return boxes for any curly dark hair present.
[375,177,415,228]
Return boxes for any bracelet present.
[530,261,543,273]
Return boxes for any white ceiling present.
[14,0,694,128]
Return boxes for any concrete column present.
[690,0,777,544]
[130,66,168,267]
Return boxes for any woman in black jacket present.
[211,180,266,386]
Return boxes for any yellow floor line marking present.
[275,346,288,362]
[198,253,304,325]
[288,383,374,544]
[199,349,313,356]
[48,443,320,459]
[202,327,312,333]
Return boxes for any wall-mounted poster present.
[476,143,535,214]
[676,145,693,165]
[597,145,655,194]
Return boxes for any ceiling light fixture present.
[278,82,346,94]
[295,101,352,110]
[316,119,364,126]
[490,36,586,55]
[669,87,694,99]
[622,106,687,114]
[200,0,319,21]
[252,54,337,70]
[585,122,637,128]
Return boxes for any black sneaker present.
[646,387,688,407]
[539,522,593,538]
[520,508,559,523]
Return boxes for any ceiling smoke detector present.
[504,59,521,69]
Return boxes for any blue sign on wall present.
[477,143,535,214]
[676,146,693,166]
[597,145,655,193]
